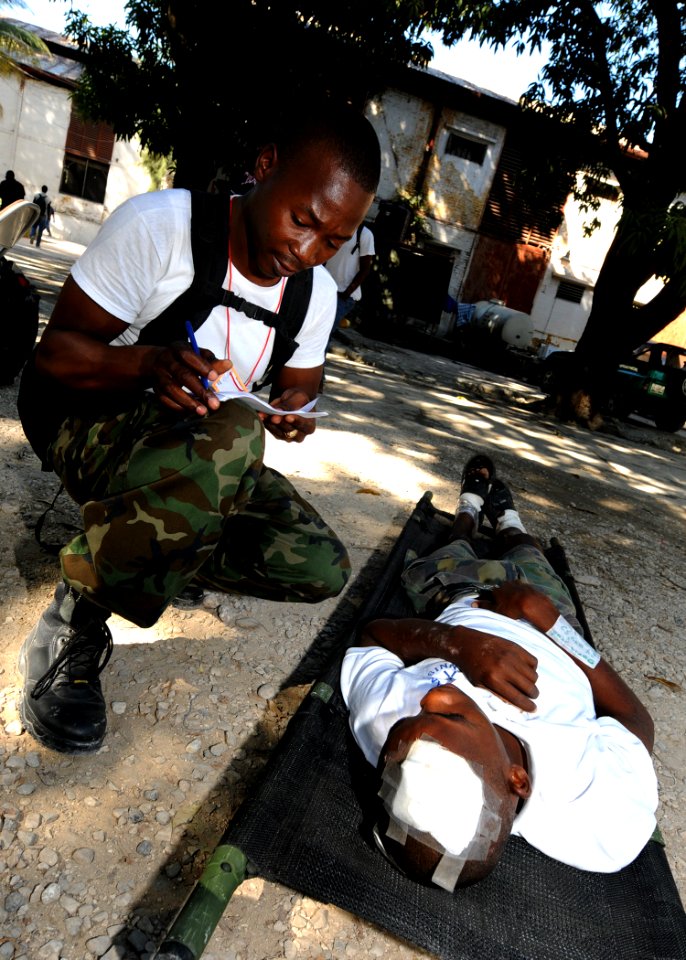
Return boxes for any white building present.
[0,18,154,246]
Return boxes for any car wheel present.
[653,407,686,432]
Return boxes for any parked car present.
[539,341,686,432]
[612,341,686,432]
[0,199,40,386]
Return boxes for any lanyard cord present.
[226,196,285,390]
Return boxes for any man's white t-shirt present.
[71,189,337,390]
[324,225,375,301]
[340,598,658,873]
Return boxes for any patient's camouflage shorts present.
[47,395,350,627]
[401,538,580,630]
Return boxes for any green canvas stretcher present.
[153,492,686,960]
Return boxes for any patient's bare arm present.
[476,582,654,751]
[359,618,539,712]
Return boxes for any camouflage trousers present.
[47,395,350,627]
[401,539,582,633]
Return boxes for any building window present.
[583,176,621,202]
[60,155,110,203]
[445,132,488,165]
[556,279,586,303]
[59,112,115,204]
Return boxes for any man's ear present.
[253,142,278,183]
[508,764,531,799]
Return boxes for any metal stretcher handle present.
[545,537,595,647]
[153,845,248,959]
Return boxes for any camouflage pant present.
[401,539,582,633]
[47,395,350,627]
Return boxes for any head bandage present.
[377,736,504,891]
[390,739,484,854]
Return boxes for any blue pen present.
[185,320,210,389]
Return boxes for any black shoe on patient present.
[18,583,113,753]
[483,478,516,529]
[460,453,495,500]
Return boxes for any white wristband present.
[546,615,600,668]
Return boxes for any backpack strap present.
[351,224,363,254]
[137,190,313,389]
[18,190,315,469]
[136,190,232,346]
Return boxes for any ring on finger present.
[285,429,298,439]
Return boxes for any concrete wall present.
[1,69,153,248]
[528,180,683,353]
[366,88,508,333]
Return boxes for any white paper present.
[213,381,327,419]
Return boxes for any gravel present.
[0,238,684,958]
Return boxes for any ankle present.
[450,512,476,541]
[497,530,542,552]
[58,586,110,629]
[455,492,483,528]
[495,509,526,536]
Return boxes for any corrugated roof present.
[1,16,82,84]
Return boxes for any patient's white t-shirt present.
[72,189,337,390]
[340,598,658,873]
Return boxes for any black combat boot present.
[18,583,113,753]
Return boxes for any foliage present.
[428,0,686,395]
[394,189,431,245]
[64,0,441,189]
[0,0,50,77]
[140,146,172,191]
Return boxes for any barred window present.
[556,279,586,303]
[445,132,488,165]
[59,113,115,204]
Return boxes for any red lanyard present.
[226,196,285,390]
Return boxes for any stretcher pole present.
[152,844,248,960]
[546,537,595,646]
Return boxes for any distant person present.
[0,170,26,209]
[45,200,55,238]
[325,222,375,334]
[29,186,50,247]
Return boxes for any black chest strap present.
[137,190,313,389]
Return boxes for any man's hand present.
[477,581,559,634]
[360,618,539,712]
[147,344,231,416]
[452,626,539,712]
[262,387,317,443]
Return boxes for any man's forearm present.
[35,329,159,392]
[577,657,654,752]
[360,618,478,664]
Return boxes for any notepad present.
[213,380,327,419]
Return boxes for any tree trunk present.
[544,205,686,428]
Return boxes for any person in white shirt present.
[324,223,375,333]
[341,454,658,891]
[17,104,381,755]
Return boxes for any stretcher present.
[153,492,686,960]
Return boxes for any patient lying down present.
[340,456,658,891]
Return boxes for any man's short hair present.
[272,101,381,195]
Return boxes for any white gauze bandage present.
[546,615,600,668]
[390,739,484,855]
[456,492,483,526]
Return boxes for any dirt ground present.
[1,237,685,960]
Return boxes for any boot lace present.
[32,619,114,700]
